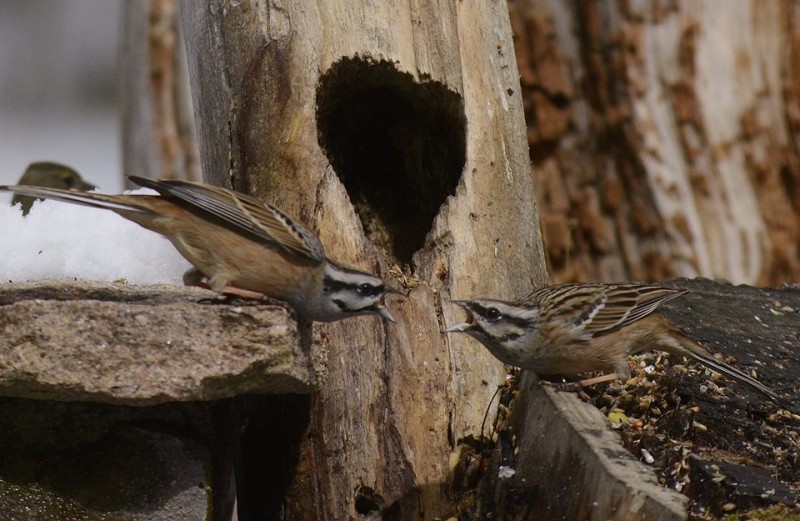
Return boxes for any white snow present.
[0,188,191,285]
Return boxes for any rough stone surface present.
[0,281,319,405]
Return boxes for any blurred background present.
[0,0,122,196]
[1,0,798,286]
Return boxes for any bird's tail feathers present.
[1,185,148,214]
[683,347,783,404]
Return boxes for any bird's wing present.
[524,283,687,339]
[129,176,325,264]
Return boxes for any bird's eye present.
[358,283,372,295]
[486,307,502,320]
[63,175,75,188]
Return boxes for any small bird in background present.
[0,177,397,323]
[447,282,781,403]
[11,161,97,215]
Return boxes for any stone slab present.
[0,281,319,405]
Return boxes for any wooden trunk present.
[178,1,547,518]
[120,0,199,182]
[511,0,800,286]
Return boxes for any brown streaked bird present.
[0,176,396,323]
[446,282,781,403]
[11,161,97,215]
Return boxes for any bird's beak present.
[375,303,396,323]
[385,286,404,296]
[445,301,475,333]
[445,322,471,333]
[81,181,98,191]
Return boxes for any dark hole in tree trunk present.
[316,57,466,265]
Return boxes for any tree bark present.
[120,0,200,182]
[511,0,800,286]
[178,1,547,518]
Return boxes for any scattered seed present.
[641,449,654,464]
[498,465,516,479]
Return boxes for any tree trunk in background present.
[120,0,200,182]
[511,0,800,286]
[178,1,547,519]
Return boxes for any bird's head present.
[446,299,541,366]
[310,262,399,323]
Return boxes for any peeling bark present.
[512,0,800,285]
[120,0,200,182]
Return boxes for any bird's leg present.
[219,286,269,301]
[579,372,623,387]
[540,370,624,402]
[183,268,294,309]
[183,269,229,304]
[182,267,207,288]
[184,268,266,304]
[576,360,633,387]
[539,378,584,394]
[537,379,592,401]
[209,273,268,301]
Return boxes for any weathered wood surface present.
[492,384,688,521]
[120,0,199,182]
[511,0,800,286]
[179,0,548,518]
[0,281,317,405]
[650,279,800,516]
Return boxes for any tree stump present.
[179,1,547,518]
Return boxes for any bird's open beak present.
[375,303,396,323]
[445,301,475,333]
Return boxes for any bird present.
[11,161,97,215]
[446,282,781,403]
[0,176,397,323]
